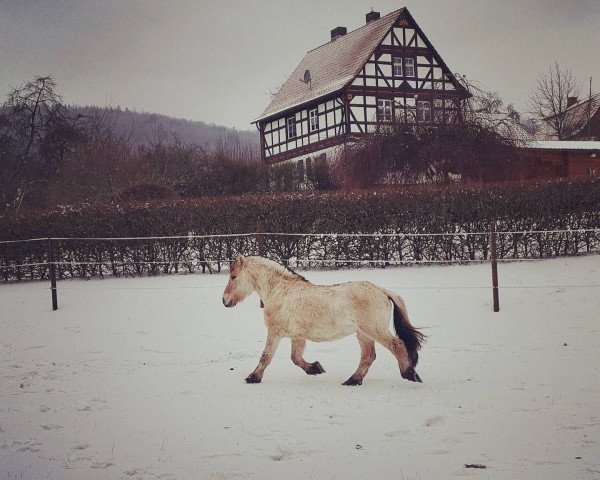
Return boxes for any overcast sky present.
[1,0,599,131]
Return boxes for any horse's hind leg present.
[362,328,422,383]
[342,332,376,386]
[291,339,325,375]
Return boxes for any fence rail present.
[2,227,600,283]
[2,225,600,312]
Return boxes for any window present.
[404,57,415,77]
[417,100,431,122]
[377,99,393,122]
[392,57,402,76]
[309,109,319,132]
[287,117,297,139]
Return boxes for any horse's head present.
[222,255,254,308]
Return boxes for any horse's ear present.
[238,255,246,267]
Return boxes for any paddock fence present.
[2,225,600,312]
[2,226,600,283]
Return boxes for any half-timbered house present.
[253,7,470,165]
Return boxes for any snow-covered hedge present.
[2,178,600,281]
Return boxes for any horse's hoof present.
[342,376,362,386]
[245,374,261,384]
[402,368,422,383]
[306,361,325,375]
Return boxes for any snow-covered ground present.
[1,255,599,480]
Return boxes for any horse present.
[222,255,425,386]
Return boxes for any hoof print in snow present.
[424,415,445,427]
[41,424,63,430]
[90,461,114,469]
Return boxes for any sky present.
[1,0,599,132]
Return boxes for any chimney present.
[366,9,380,23]
[330,26,347,41]
[567,96,578,108]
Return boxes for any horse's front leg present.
[245,331,282,384]
[291,339,325,375]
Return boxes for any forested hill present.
[74,105,259,151]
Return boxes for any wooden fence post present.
[257,220,265,308]
[489,223,499,312]
[48,238,58,311]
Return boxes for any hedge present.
[1,178,600,281]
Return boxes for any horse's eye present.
[230,275,237,280]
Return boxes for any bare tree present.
[458,76,531,144]
[0,76,86,211]
[48,107,137,205]
[529,62,581,139]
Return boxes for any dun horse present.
[222,255,425,385]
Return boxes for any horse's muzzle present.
[222,297,235,308]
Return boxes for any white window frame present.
[417,100,431,122]
[287,117,297,139]
[309,109,319,132]
[392,57,403,77]
[377,99,393,122]
[404,57,415,77]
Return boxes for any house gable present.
[256,8,470,164]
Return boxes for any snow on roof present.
[255,9,405,123]
[525,140,600,150]
[473,112,534,142]
[539,94,600,140]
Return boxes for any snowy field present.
[1,255,599,480]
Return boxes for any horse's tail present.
[384,290,426,367]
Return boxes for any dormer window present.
[404,58,415,77]
[287,117,297,139]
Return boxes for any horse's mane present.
[249,256,308,282]
[282,264,308,282]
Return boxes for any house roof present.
[255,8,468,124]
[540,94,600,140]
[525,140,600,151]
[473,112,534,143]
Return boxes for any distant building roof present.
[473,112,534,143]
[525,140,600,151]
[540,93,600,140]
[255,8,468,123]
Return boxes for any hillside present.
[74,105,260,151]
